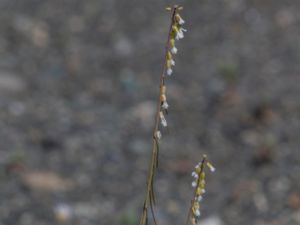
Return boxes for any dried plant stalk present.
[138,5,186,225]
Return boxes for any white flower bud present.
[155,130,162,140]
[191,172,198,179]
[195,209,201,217]
[171,47,178,54]
[162,101,169,109]
[197,196,203,202]
[207,162,216,172]
[192,181,197,187]
[159,111,167,127]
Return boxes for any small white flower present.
[195,162,201,169]
[191,172,198,179]
[175,14,185,25]
[176,28,187,40]
[155,130,162,140]
[195,209,201,217]
[162,101,169,109]
[197,196,203,202]
[207,162,216,172]
[181,28,187,32]
[201,189,206,194]
[176,30,184,40]
[159,111,167,127]
[171,47,177,54]
[170,59,175,66]
[192,181,197,187]
[167,68,173,76]
[178,18,185,25]
[209,167,216,172]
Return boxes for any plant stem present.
[184,156,207,225]
[138,5,179,225]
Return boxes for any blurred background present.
[0,0,299,225]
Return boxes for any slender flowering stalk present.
[185,155,215,225]
[138,5,186,225]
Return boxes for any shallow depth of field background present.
[0,0,299,225]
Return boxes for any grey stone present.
[199,216,224,225]
[0,72,26,93]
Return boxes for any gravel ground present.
[0,1,300,225]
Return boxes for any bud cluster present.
[139,6,190,225]
[190,157,215,225]
[157,7,186,139]
[166,10,186,76]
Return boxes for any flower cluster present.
[157,7,186,138]
[190,156,215,225]
[139,6,189,225]
[166,9,186,76]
